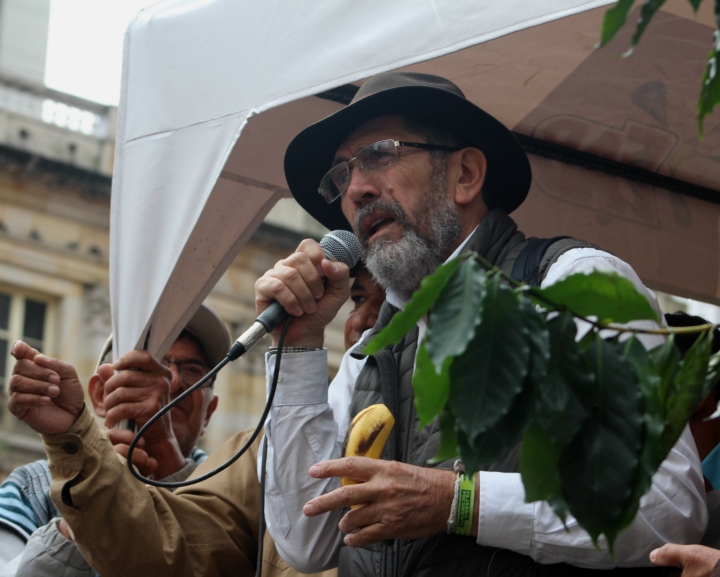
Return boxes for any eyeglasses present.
[318,139,461,204]
[161,358,211,391]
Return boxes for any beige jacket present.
[42,407,336,577]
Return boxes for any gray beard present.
[354,165,462,299]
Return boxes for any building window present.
[0,288,53,434]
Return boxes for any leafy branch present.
[475,253,713,336]
[599,0,720,135]
[364,253,719,551]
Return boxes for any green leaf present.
[425,258,486,373]
[536,271,659,324]
[463,379,535,469]
[363,256,466,355]
[429,408,459,464]
[535,312,593,448]
[630,0,667,47]
[521,421,563,502]
[649,335,681,407]
[662,329,713,452]
[413,341,452,428]
[599,0,636,46]
[455,297,546,471]
[521,298,550,385]
[520,422,570,524]
[615,336,667,531]
[559,338,643,548]
[623,335,663,418]
[698,30,720,137]
[448,275,530,439]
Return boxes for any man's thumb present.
[650,544,685,568]
[11,340,36,361]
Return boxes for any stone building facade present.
[0,73,349,478]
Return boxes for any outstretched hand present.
[303,458,456,547]
[8,341,85,435]
[650,544,720,577]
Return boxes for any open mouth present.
[362,214,396,240]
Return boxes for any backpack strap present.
[511,236,569,286]
[510,236,603,286]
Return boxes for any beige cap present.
[96,303,231,371]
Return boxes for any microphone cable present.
[125,316,292,489]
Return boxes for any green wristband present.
[455,473,476,536]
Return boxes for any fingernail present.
[48,374,60,385]
[331,263,339,273]
[11,341,20,353]
[47,385,60,396]
[309,464,320,476]
[649,549,658,562]
[303,503,315,516]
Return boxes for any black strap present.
[375,349,400,462]
[511,236,571,286]
[374,349,400,577]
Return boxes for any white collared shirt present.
[261,243,706,574]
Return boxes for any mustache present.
[353,199,411,245]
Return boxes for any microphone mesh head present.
[320,230,362,268]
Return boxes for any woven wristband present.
[455,472,476,536]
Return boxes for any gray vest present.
[338,209,668,577]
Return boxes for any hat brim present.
[95,305,230,372]
[284,85,532,231]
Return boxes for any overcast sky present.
[44,0,160,105]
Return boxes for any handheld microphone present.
[227,230,361,360]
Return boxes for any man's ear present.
[451,147,487,206]
[88,373,106,417]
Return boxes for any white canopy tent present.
[110,0,720,359]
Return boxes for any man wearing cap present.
[252,71,705,575]
[0,303,228,576]
[1,280,385,577]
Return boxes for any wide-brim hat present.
[96,303,231,371]
[284,71,532,231]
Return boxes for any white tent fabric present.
[110,0,614,358]
[111,0,718,359]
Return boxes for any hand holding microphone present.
[249,230,361,351]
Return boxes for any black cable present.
[125,317,293,488]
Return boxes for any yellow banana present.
[340,403,395,503]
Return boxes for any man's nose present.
[344,167,381,204]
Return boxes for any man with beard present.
[2,72,704,577]
[254,72,705,575]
